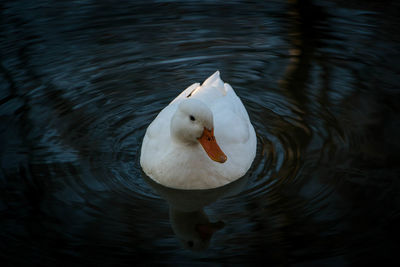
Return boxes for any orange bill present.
[197,127,227,163]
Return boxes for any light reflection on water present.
[1,0,399,265]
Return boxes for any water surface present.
[1,0,400,265]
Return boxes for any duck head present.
[170,99,227,163]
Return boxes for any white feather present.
[140,71,257,189]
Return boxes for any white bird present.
[140,71,256,189]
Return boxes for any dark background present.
[1,0,399,265]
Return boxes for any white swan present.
[140,71,256,189]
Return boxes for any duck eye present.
[190,115,195,121]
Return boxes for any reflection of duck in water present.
[142,170,249,250]
[170,208,225,251]
[140,71,256,190]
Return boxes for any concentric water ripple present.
[1,0,400,265]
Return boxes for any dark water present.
[1,0,400,265]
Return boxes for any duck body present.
[140,71,256,190]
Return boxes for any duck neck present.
[171,134,198,146]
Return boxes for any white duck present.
[140,71,256,189]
